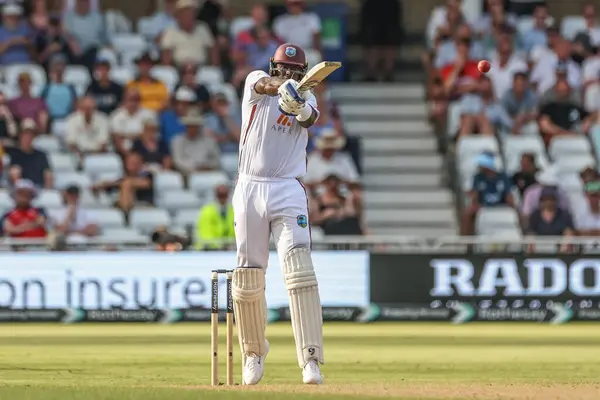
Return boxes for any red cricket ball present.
[478,60,491,73]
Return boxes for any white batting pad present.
[232,267,268,357]
[283,248,324,367]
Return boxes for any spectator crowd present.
[0,0,364,250]
[426,0,600,246]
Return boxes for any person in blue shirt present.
[0,4,33,65]
[461,153,516,235]
[40,55,77,121]
[519,4,550,53]
[203,92,241,153]
[159,87,195,148]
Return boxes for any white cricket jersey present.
[238,70,319,179]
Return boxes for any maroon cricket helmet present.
[269,43,308,81]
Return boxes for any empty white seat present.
[305,49,322,69]
[158,190,202,212]
[556,154,596,173]
[0,189,13,209]
[476,207,520,235]
[207,82,240,109]
[94,209,126,229]
[229,16,253,38]
[101,227,147,242]
[83,153,123,178]
[33,135,61,153]
[457,136,500,160]
[96,47,119,66]
[151,66,179,92]
[549,136,592,161]
[33,190,63,208]
[502,135,548,174]
[78,189,111,208]
[54,172,92,189]
[63,66,91,96]
[49,153,77,172]
[137,16,157,39]
[558,172,584,193]
[174,208,199,228]
[154,171,184,192]
[4,64,46,90]
[188,171,229,195]
[220,153,238,177]
[109,66,135,85]
[196,66,224,84]
[51,119,67,137]
[561,16,586,40]
[129,208,171,233]
[111,33,147,55]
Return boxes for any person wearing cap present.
[203,92,241,153]
[304,128,359,187]
[521,166,570,219]
[65,95,109,156]
[171,112,220,174]
[526,186,575,240]
[8,72,49,133]
[109,87,156,156]
[85,58,124,115]
[273,0,322,52]
[49,185,99,240]
[126,52,169,112]
[461,153,515,236]
[195,184,235,250]
[159,86,197,147]
[64,0,107,70]
[160,0,219,67]
[131,116,173,171]
[7,119,52,189]
[174,62,211,110]
[1,179,47,239]
[0,3,33,65]
[531,39,582,96]
[40,54,77,121]
[35,14,80,69]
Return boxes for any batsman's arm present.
[254,77,287,96]
[297,106,319,128]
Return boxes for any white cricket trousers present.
[232,175,311,268]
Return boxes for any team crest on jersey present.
[296,214,307,228]
[285,47,297,57]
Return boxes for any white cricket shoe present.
[242,340,269,385]
[302,360,323,384]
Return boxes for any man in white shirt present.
[171,112,221,174]
[109,88,156,155]
[304,128,359,186]
[160,0,219,66]
[273,0,321,52]
[50,185,99,242]
[65,96,109,156]
[487,31,528,99]
[530,39,581,95]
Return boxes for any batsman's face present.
[276,63,304,81]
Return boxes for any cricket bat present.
[297,61,342,92]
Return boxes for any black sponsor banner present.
[370,254,600,323]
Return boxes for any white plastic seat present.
[54,172,92,189]
[83,153,124,179]
[49,153,77,172]
[220,153,238,177]
[109,66,135,85]
[561,16,586,40]
[94,209,126,229]
[158,190,202,212]
[305,49,322,69]
[548,136,592,161]
[0,189,13,209]
[33,190,62,209]
[188,171,229,195]
[557,172,584,193]
[96,47,119,67]
[33,135,61,153]
[174,208,200,228]
[196,66,224,84]
[154,171,184,192]
[111,33,147,55]
[229,16,253,38]
[150,66,179,92]
[556,154,596,174]
[129,208,171,233]
[64,66,91,96]
[516,16,534,35]
[78,189,111,208]
[457,135,500,160]
[208,82,240,108]
[3,64,46,90]
[101,227,147,242]
[51,119,68,138]
[476,207,520,235]
[137,16,156,39]
[502,135,548,174]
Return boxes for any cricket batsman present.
[231,43,323,385]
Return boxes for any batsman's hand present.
[278,79,306,116]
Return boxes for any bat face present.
[297,61,342,92]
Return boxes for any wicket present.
[211,269,235,386]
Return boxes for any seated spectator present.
[152,225,190,251]
[235,3,270,47]
[507,0,546,16]
[574,180,600,235]
[309,174,364,236]
[232,26,279,90]
[512,153,538,197]
[174,62,211,111]
[304,129,359,187]
[521,167,570,219]
[426,0,464,49]
[127,52,169,112]
[65,96,109,156]
[147,0,177,40]
[0,4,33,65]
[0,92,18,147]
[8,72,49,133]
[571,32,594,67]
[501,72,539,134]
[531,40,581,95]
[64,0,106,69]
[171,113,221,174]
[582,3,600,47]
[110,88,156,155]
[40,55,78,121]
[538,79,592,147]
[204,93,240,153]
[475,0,518,38]
[273,0,321,53]
[439,39,480,98]
[158,47,177,67]
[85,58,124,115]
[49,185,99,242]
[30,0,50,32]
[435,24,486,70]
[197,0,230,38]
[526,187,575,239]
[487,30,528,99]
[195,184,234,250]
[7,119,52,188]
[457,76,513,137]
[580,164,599,186]
[1,179,47,239]
[529,24,560,70]
[131,116,173,171]
[461,153,515,235]
[35,15,80,69]
[63,0,100,14]
[93,152,154,212]
[160,0,218,67]
[519,4,550,53]
[361,0,402,82]
[160,87,196,147]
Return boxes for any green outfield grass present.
[0,323,599,399]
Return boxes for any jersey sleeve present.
[243,70,270,105]
[305,92,321,121]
